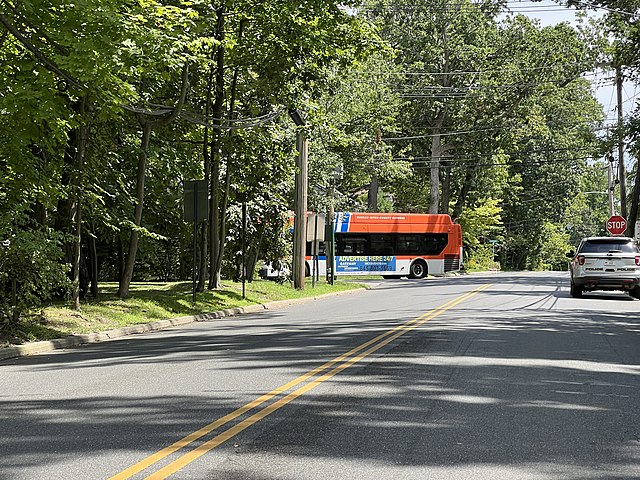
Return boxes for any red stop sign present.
[606,215,627,235]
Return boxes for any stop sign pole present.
[606,215,627,236]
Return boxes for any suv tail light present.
[636,256,640,266]
[578,255,586,265]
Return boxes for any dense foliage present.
[3,0,637,333]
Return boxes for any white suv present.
[568,237,640,298]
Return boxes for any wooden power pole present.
[290,109,307,290]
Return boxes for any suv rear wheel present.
[570,280,582,298]
[631,286,640,299]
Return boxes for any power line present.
[357,79,583,92]
[393,145,596,161]
[383,121,602,140]
[361,0,636,16]
[146,103,284,124]
[383,126,504,140]
[179,109,285,129]
[409,155,594,168]
[121,104,286,130]
[359,61,589,76]
[572,0,636,17]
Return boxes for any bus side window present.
[424,234,448,254]
[337,236,366,255]
[306,241,327,256]
[369,234,394,255]
[336,237,348,255]
[397,235,421,255]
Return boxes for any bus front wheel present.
[409,260,428,279]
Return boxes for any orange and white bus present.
[306,212,463,279]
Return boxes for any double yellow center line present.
[110,284,491,479]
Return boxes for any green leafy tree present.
[308,53,406,214]
[459,198,503,248]
[539,222,572,271]
[0,228,69,334]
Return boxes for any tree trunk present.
[441,161,451,215]
[33,202,47,226]
[118,64,190,298]
[198,66,215,292]
[430,33,449,215]
[71,97,89,310]
[89,220,99,298]
[429,125,443,214]
[29,146,49,226]
[368,176,379,212]
[55,126,75,268]
[54,97,88,310]
[212,15,245,288]
[71,187,82,310]
[214,148,232,281]
[118,123,151,298]
[452,163,479,220]
[209,155,222,289]
[208,5,226,290]
[117,235,125,282]
[247,223,266,282]
[369,128,381,213]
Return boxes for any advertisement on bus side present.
[335,255,396,273]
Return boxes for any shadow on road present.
[1,271,639,479]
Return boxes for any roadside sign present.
[183,180,208,223]
[306,213,326,288]
[183,179,208,304]
[306,213,326,242]
[606,215,627,236]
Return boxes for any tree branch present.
[149,63,190,128]
[1,0,69,54]
[0,12,85,90]
[0,23,8,50]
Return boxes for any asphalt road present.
[1,272,639,480]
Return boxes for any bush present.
[0,229,70,334]
[466,243,500,272]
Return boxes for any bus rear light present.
[578,255,586,266]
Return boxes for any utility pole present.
[289,109,307,290]
[327,181,335,285]
[608,153,615,216]
[617,66,627,219]
[368,128,382,212]
[327,165,342,285]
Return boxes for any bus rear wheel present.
[409,260,427,279]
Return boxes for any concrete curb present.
[0,287,367,362]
